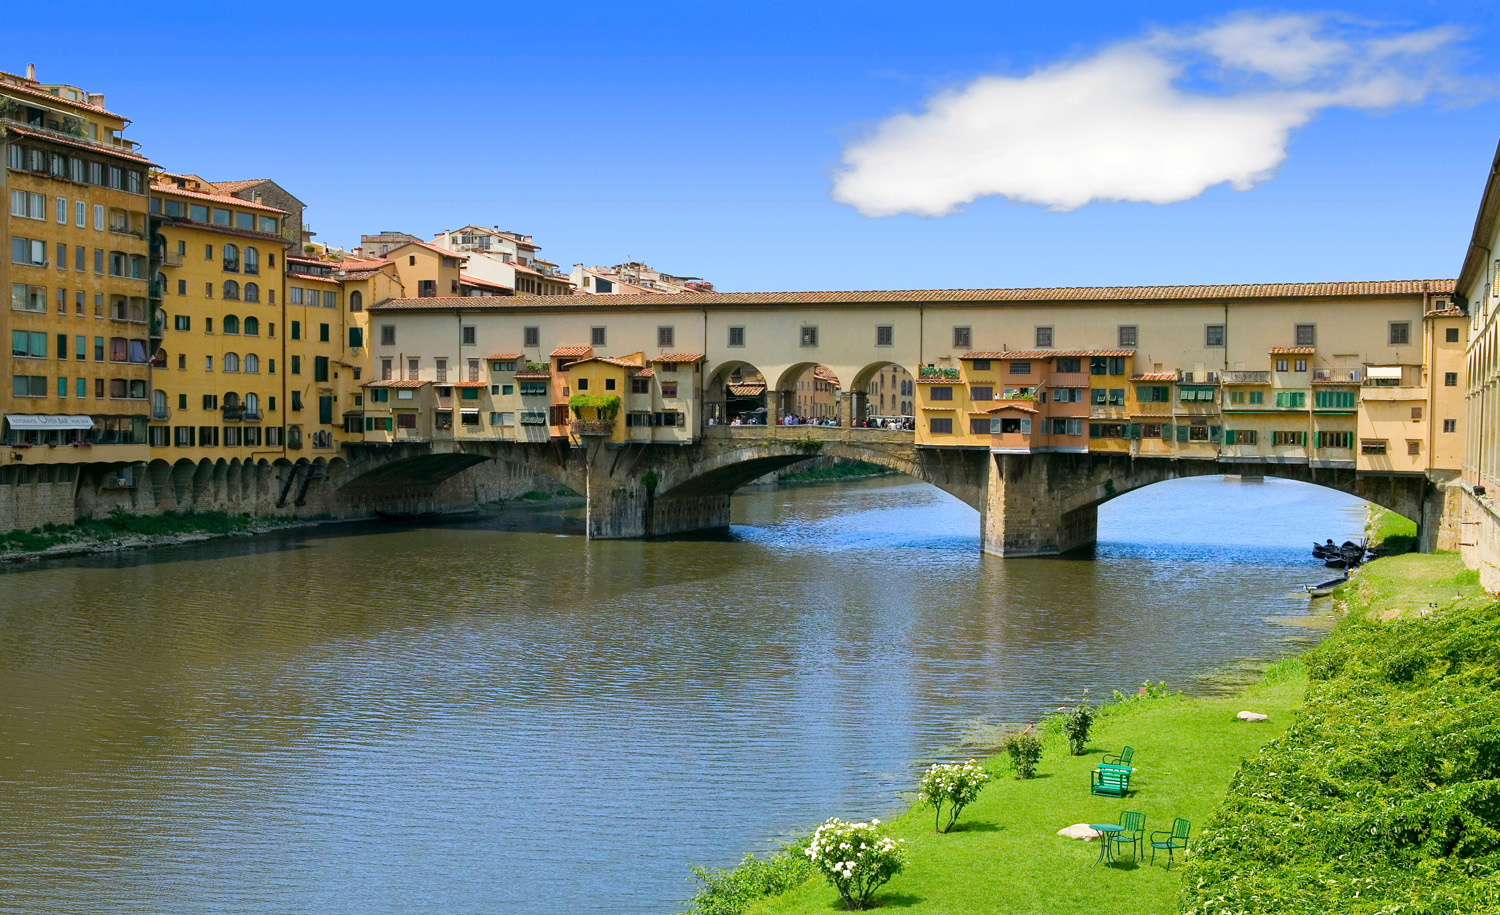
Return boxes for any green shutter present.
[318,396,333,425]
[1162,423,1172,441]
[385,417,393,431]
[1210,424,1221,442]
[1225,429,1236,445]
[1177,424,1189,442]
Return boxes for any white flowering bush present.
[918,759,991,833]
[804,818,907,910]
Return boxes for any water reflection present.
[0,475,1363,914]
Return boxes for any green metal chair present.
[1090,765,1131,797]
[1101,745,1134,770]
[1111,810,1145,863]
[1150,817,1190,869]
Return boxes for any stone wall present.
[0,465,80,532]
[1459,487,1500,594]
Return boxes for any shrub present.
[1060,693,1095,755]
[683,841,813,915]
[804,818,906,910]
[1002,727,1042,779]
[918,759,990,833]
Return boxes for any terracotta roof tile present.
[1131,373,1178,381]
[0,78,123,117]
[549,345,592,357]
[364,379,430,388]
[368,279,1454,313]
[487,353,524,360]
[514,371,551,379]
[451,381,487,388]
[650,353,705,364]
[151,182,286,214]
[460,273,511,290]
[984,401,1039,414]
[727,383,765,396]
[1428,307,1465,317]
[208,179,270,193]
[3,123,154,164]
[1269,346,1316,354]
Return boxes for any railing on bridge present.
[704,425,914,445]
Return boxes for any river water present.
[0,475,1362,914]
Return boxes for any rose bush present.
[917,759,990,833]
[804,817,906,910]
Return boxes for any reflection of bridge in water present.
[331,424,1441,556]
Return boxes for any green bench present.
[1090,765,1131,797]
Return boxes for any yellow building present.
[2,65,155,474]
[148,174,288,459]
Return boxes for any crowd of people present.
[706,414,914,430]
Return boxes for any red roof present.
[1130,373,1177,382]
[727,383,765,396]
[3,123,155,165]
[514,371,551,380]
[487,353,524,360]
[984,400,1039,414]
[368,279,1455,313]
[151,182,286,214]
[0,77,123,117]
[460,273,511,291]
[964,350,1131,360]
[650,353,705,364]
[452,381,487,388]
[1269,346,1316,355]
[364,379,430,388]
[550,345,592,357]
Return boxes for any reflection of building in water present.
[792,365,840,420]
[866,364,915,417]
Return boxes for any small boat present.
[1305,575,1348,597]
[1313,539,1368,568]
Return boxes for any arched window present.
[223,314,240,335]
[245,392,259,416]
[223,281,240,301]
[243,282,259,303]
[243,316,259,336]
[223,391,240,409]
[224,352,240,373]
[223,243,239,272]
[244,246,259,276]
[244,353,259,374]
[350,290,363,312]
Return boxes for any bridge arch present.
[773,362,843,424]
[848,361,917,426]
[706,359,769,425]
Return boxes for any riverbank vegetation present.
[778,461,892,484]
[684,668,1306,914]
[1182,552,1499,914]
[0,508,263,555]
[685,552,1499,915]
[1366,504,1418,554]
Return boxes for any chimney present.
[87,93,105,108]
[25,63,35,81]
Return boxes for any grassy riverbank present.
[688,672,1307,915]
[687,552,1499,915]
[1365,505,1418,555]
[0,508,268,557]
[778,461,893,485]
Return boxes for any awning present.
[5,414,94,430]
[459,408,480,415]
[1366,366,1403,379]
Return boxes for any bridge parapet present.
[704,425,914,446]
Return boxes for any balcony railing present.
[1313,368,1363,384]
[243,409,262,421]
[1221,371,1270,385]
[571,419,615,436]
[221,406,245,421]
[151,406,170,421]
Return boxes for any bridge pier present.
[981,453,1100,557]
[584,475,731,539]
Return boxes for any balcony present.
[1049,372,1088,389]
[1130,401,1172,416]
[244,409,262,422]
[151,406,170,421]
[221,406,246,421]
[1313,368,1362,384]
[1221,371,1270,385]
[571,419,615,436]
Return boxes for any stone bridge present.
[326,427,1456,556]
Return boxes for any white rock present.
[1237,711,1269,722]
[1057,823,1102,840]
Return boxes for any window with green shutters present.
[318,396,333,425]
[1091,388,1107,405]
[1178,386,1215,402]
[349,327,364,347]
[1313,390,1356,409]
[461,388,479,400]
[1248,391,1264,405]
[314,356,329,382]
[1177,424,1189,442]
[1137,385,1170,402]
[1275,391,1306,408]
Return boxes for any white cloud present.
[831,13,1471,217]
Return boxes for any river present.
[0,475,1363,914]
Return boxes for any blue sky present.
[13,1,1500,291]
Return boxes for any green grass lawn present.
[1333,551,1488,621]
[747,665,1307,915]
[1365,505,1417,554]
